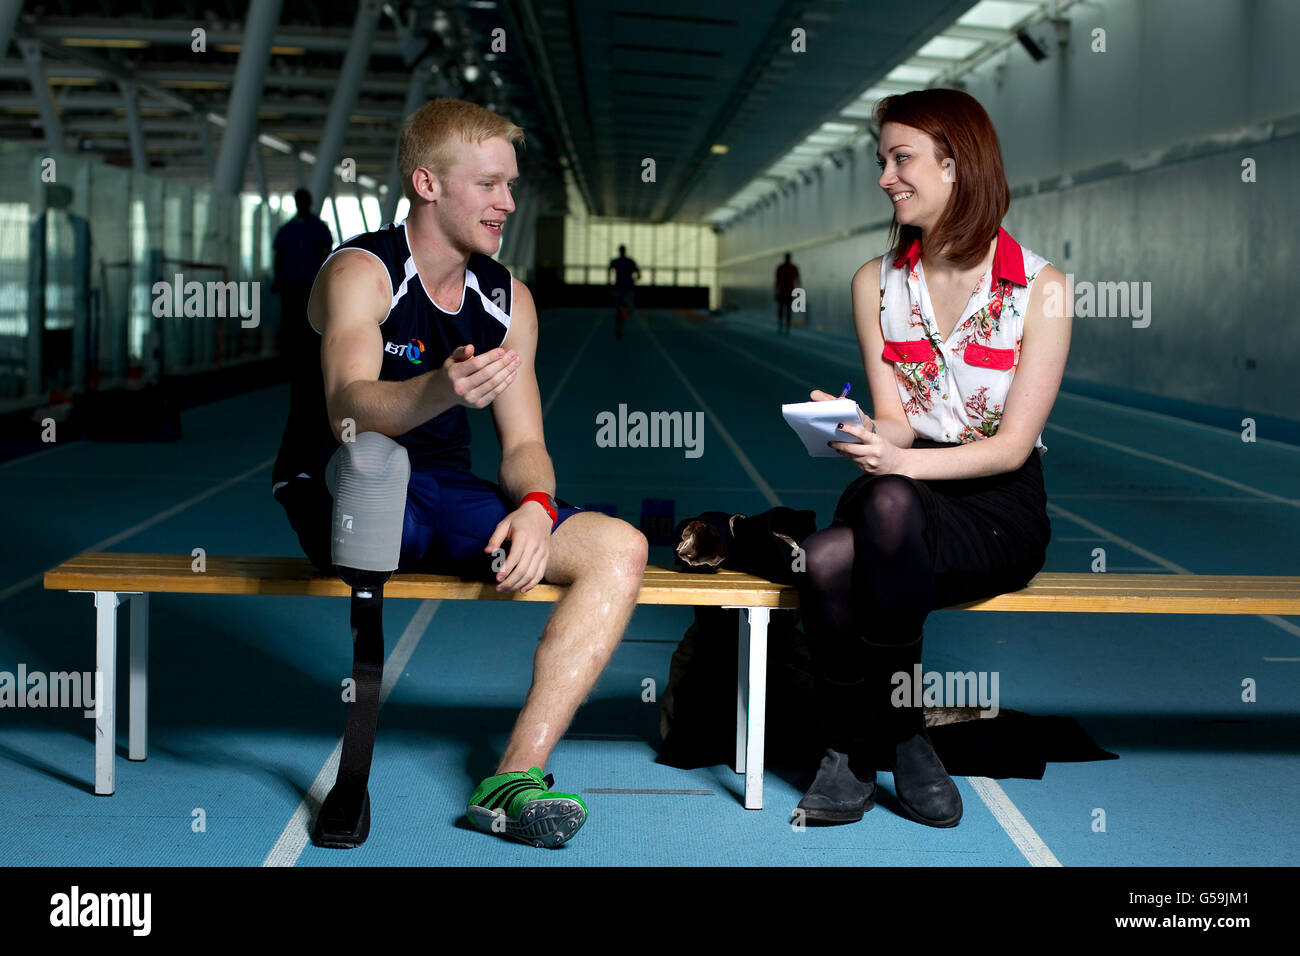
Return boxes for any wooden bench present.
[43,552,1300,810]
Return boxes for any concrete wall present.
[717,0,1300,421]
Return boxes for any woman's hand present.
[829,420,906,475]
[810,388,903,476]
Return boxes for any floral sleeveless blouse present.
[878,226,1049,453]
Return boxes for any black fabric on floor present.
[657,607,1118,779]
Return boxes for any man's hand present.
[484,502,554,593]
[436,344,521,410]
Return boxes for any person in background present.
[273,188,334,371]
[774,252,800,334]
[608,244,641,340]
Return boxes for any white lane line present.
[1057,390,1300,453]
[1049,502,1300,641]
[262,599,441,867]
[966,776,1062,867]
[1264,657,1300,661]
[642,320,781,508]
[1052,495,1266,503]
[541,318,600,418]
[2,454,276,605]
[664,313,1061,867]
[1259,616,1300,638]
[1047,502,1189,573]
[1045,423,1298,509]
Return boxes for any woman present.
[796,88,1072,828]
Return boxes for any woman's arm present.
[847,256,916,450]
[832,265,1073,480]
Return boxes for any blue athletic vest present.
[271,220,513,493]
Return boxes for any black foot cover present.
[316,787,371,848]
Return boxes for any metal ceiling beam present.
[308,0,381,208]
[0,0,20,63]
[213,0,283,193]
[0,60,415,95]
[119,80,148,174]
[26,16,402,57]
[655,0,844,224]
[16,37,63,152]
[505,0,597,216]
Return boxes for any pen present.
[839,382,851,398]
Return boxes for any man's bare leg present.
[496,511,648,772]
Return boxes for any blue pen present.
[839,382,851,398]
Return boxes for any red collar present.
[894,226,1027,286]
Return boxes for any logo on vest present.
[383,338,426,363]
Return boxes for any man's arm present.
[485,279,559,594]
[317,250,520,443]
[490,279,552,504]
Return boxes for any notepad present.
[782,399,866,457]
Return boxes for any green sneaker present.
[466,767,588,848]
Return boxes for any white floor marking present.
[542,319,600,418]
[262,600,441,867]
[642,320,781,507]
[966,776,1062,867]
[1045,423,1298,509]
[0,455,276,605]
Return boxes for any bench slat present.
[42,553,1300,614]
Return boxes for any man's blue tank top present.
[271,220,513,492]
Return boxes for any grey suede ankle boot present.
[867,635,963,828]
[796,677,876,825]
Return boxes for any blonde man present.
[270,98,648,848]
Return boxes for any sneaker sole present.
[467,798,587,848]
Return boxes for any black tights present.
[799,476,934,681]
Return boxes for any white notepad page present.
[781,398,866,457]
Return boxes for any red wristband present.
[521,492,558,526]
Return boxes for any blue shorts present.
[274,467,582,579]
[399,466,582,576]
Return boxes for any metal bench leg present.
[735,617,749,775]
[741,607,769,809]
[92,591,119,795]
[128,593,149,761]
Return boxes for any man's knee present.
[568,516,648,589]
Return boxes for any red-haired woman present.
[796,88,1072,828]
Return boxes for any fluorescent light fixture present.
[61,38,149,48]
[710,144,729,154]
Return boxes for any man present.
[272,188,334,369]
[774,251,800,334]
[608,244,641,339]
[269,98,648,848]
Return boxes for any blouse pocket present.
[962,342,1015,370]
[882,338,936,363]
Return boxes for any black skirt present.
[831,438,1051,610]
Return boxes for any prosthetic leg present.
[314,432,410,848]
